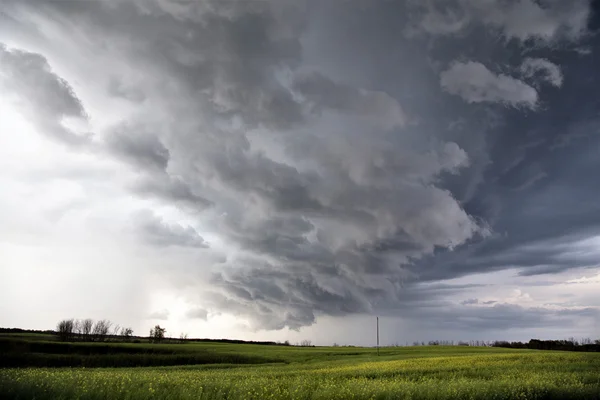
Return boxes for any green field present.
[1,334,600,400]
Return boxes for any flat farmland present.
[1,335,599,399]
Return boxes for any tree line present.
[53,320,600,352]
[56,319,133,342]
[399,338,600,352]
[54,320,312,346]
[492,338,600,352]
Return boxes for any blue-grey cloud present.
[132,210,209,249]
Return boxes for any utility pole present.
[376,316,379,356]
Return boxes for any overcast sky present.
[1,0,599,346]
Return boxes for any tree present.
[73,319,82,340]
[56,319,75,341]
[81,319,94,341]
[112,324,121,338]
[92,320,112,342]
[300,339,312,347]
[150,325,166,343]
[120,327,134,340]
[179,332,188,343]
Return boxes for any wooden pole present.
[376,317,379,355]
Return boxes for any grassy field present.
[1,334,600,399]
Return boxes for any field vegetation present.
[2,331,600,399]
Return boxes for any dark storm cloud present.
[132,210,209,249]
[132,176,214,212]
[105,127,170,172]
[292,71,407,129]
[0,44,90,146]
[410,303,599,332]
[408,0,591,43]
[2,0,599,334]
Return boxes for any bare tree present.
[92,320,112,342]
[56,319,75,341]
[81,319,94,341]
[179,332,189,343]
[120,327,134,340]
[581,337,592,345]
[112,324,121,339]
[73,319,82,340]
[300,339,312,347]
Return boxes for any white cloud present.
[567,273,600,284]
[440,61,538,109]
[520,58,564,88]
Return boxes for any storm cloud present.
[0,44,90,146]
[1,0,599,343]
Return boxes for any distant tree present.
[92,320,112,342]
[150,325,166,343]
[81,319,94,341]
[568,337,579,346]
[112,324,121,338]
[73,319,83,340]
[300,339,312,347]
[120,327,134,340]
[56,319,75,341]
[179,332,188,343]
[581,337,592,345]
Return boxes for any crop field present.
[1,334,600,400]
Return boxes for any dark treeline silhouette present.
[50,319,291,346]
[55,319,133,342]
[0,327,54,335]
[492,339,600,352]
[403,338,600,352]
[411,340,493,346]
